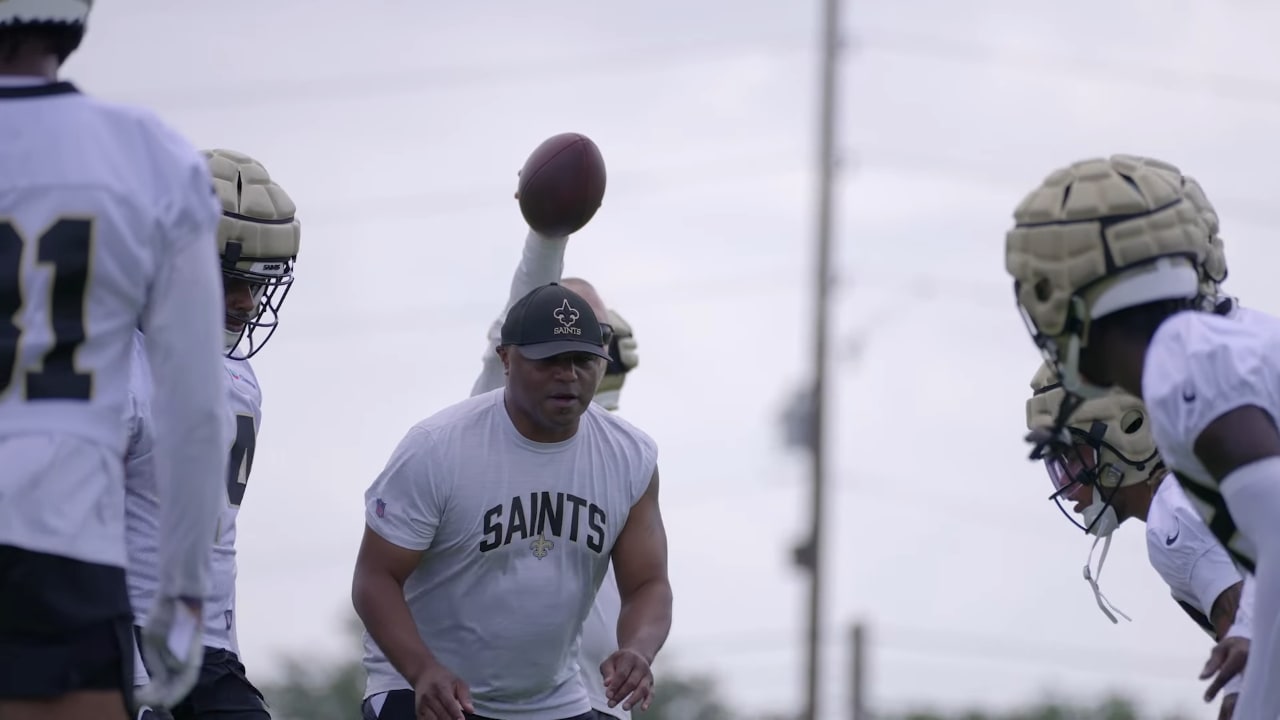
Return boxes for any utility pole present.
[800,0,842,718]
[849,622,868,720]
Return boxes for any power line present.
[86,23,1280,116]
[663,621,1208,683]
[276,254,1015,339]
[850,145,1280,234]
[872,623,1204,683]
[236,138,1280,238]
[97,37,809,113]
[664,475,1099,551]
[858,27,1280,109]
[238,466,1077,577]
[304,149,802,227]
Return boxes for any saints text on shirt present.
[479,490,606,556]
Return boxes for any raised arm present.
[470,230,568,397]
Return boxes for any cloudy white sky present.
[59,1,1280,717]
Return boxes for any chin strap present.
[1083,533,1131,624]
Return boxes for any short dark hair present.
[0,22,84,64]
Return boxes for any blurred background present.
[62,0,1280,718]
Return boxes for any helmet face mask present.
[204,148,301,362]
[1027,362,1161,535]
[1043,431,1139,537]
[221,251,295,361]
[1044,437,1107,534]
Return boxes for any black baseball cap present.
[500,283,612,360]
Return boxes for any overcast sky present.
[60,1,1280,717]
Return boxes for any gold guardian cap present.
[204,149,300,360]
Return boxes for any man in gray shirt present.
[353,283,672,720]
[469,226,641,720]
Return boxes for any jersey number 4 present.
[227,413,257,508]
[0,218,93,401]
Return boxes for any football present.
[516,132,607,237]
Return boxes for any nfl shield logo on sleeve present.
[375,498,386,518]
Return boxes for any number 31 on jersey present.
[0,218,94,401]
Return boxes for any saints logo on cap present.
[500,283,612,361]
[554,300,581,335]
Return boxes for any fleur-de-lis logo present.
[530,533,554,559]
[553,300,579,329]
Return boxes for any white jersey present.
[471,231,631,719]
[0,78,228,600]
[1145,477,1248,695]
[1144,305,1280,717]
[124,329,262,662]
[1143,307,1280,572]
[362,389,657,720]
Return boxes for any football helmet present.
[1026,361,1159,536]
[0,0,92,61]
[1027,360,1162,624]
[1185,174,1229,302]
[595,308,638,411]
[204,149,300,360]
[1134,158,1229,301]
[1006,154,1211,402]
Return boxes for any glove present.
[134,596,204,709]
[596,308,638,411]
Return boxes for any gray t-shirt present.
[361,388,657,720]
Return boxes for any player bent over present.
[125,149,301,719]
[1026,362,1253,719]
[1006,155,1280,717]
[354,282,671,720]
[0,5,229,720]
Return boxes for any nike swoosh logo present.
[1166,526,1180,546]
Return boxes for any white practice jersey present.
[1145,477,1248,695]
[362,389,657,720]
[1143,306,1280,573]
[0,79,228,595]
[470,231,632,719]
[1144,304,1280,718]
[125,330,263,660]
